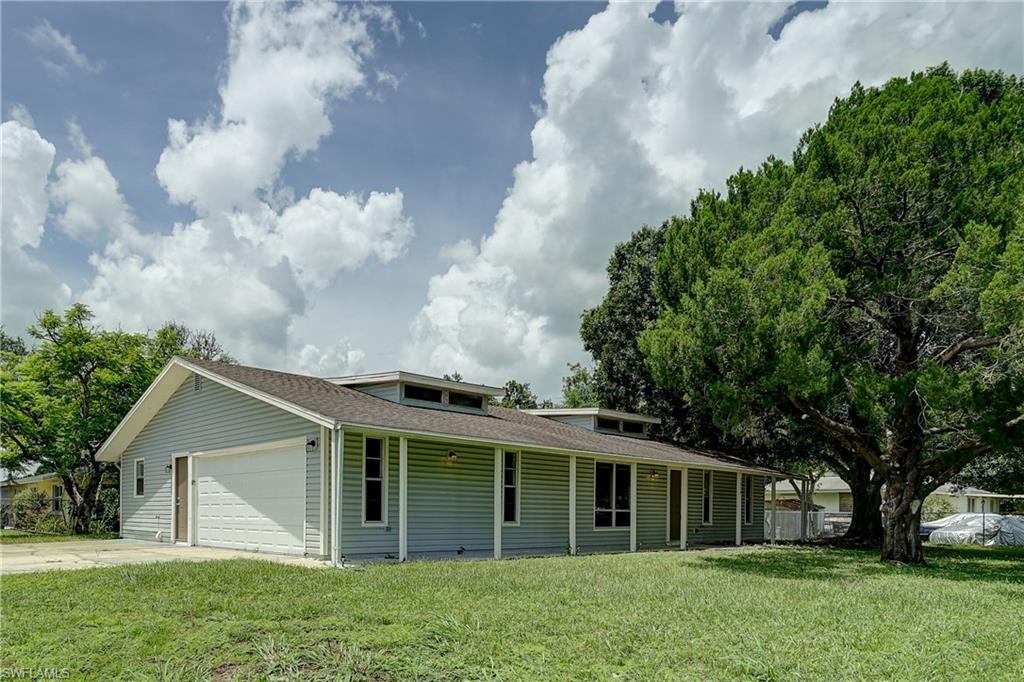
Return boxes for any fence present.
[765,510,853,540]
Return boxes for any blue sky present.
[3,1,1021,398]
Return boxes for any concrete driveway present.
[1,539,327,575]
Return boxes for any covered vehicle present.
[919,513,975,539]
[928,514,1024,547]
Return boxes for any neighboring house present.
[0,472,69,520]
[765,474,1019,514]
[96,357,789,562]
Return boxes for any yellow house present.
[0,472,70,522]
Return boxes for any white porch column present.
[399,437,408,561]
[568,455,577,555]
[735,472,743,546]
[629,463,638,552]
[799,479,809,542]
[493,447,502,559]
[770,476,777,545]
[186,454,195,546]
[331,426,344,566]
[680,466,688,550]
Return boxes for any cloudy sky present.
[2,1,1021,398]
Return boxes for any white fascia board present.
[523,407,662,425]
[327,371,503,396]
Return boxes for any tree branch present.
[788,395,889,474]
[936,336,1002,367]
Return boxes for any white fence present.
[765,510,853,540]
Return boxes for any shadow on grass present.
[695,545,1024,585]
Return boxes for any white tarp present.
[928,514,1024,547]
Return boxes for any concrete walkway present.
[1,539,327,575]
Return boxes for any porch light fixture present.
[164,464,172,473]
[648,469,660,480]
[447,451,458,464]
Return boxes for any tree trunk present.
[842,459,884,544]
[881,476,925,564]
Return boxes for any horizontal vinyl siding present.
[502,451,569,555]
[340,431,400,558]
[305,442,321,556]
[742,475,766,543]
[356,384,400,402]
[120,374,316,545]
[575,457,629,554]
[407,439,494,557]
[551,415,596,430]
[637,463,669,550]
[686,469,739,545]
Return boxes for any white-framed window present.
[362,436,387,525]
[702,471,713,525]
[503,450,520,525]
[51,484,63,513]
[594,461,631,528]
[967,498,975,513]
[134,459,145,497]
[743,474,753,525]
[403,384,442,403]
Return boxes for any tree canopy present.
[642,66,1023,563]
[1,305,235,532]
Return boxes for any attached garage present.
[194,441,307,555]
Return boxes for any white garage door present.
[196,444,305,555]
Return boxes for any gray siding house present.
[97,357,785,563]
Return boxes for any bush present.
[34,515,70,535]
[10,489,49,530]
[922,496,957,522]
[90,487,120,533]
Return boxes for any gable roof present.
[96,357,788,477]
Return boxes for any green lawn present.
[0,529,119,544]
[2,546,1022,681]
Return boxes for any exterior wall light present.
[447,451,459,464]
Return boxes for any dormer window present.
[622,421,645,435]
[449,391,484,409]
[596,417,620,431]
[404,384,442,403]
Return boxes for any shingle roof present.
[182,357,787,476]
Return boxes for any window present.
[702,471,713,524]
[51,484,63,513]
[404,384,442,403]
[967,498,976,513]
[596,417,620,431]
[621,421,644,435]
[449,391,484,409]
[503,451,519,524]
[743,475,753,525]
[363,437,386,524]
[134,459,145,497]
[595,462,631,528]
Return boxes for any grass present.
[0,529,119,544]
[2,546,1022,681]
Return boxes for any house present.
[96,357,790,562]
[765,474,1019,514]
[0,472,69,524]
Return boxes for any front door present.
[669,469,682,543]
[174,456,189,542]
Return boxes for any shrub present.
[10,489,49,530]
[90,487,120,533]
[35,515,70,535]
[922,496,957,522]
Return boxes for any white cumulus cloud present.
[79,0,412,373]
[404,1,1024,396]
[155,1,398,215]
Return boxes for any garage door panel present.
[196,445,305,555]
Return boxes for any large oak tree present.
[642,66,1023,563]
